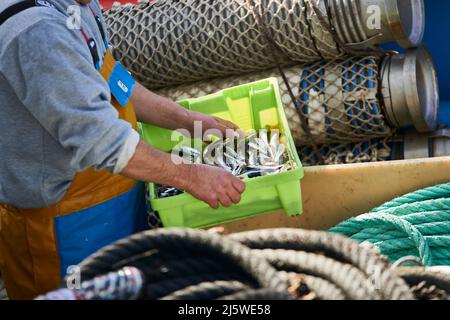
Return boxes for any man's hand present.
[182,164,246,209]
[189,111,245,139]
[121,141,245,209]
[132,82,244,139]
[128,83,247,208]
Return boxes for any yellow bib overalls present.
[0,1,147,300]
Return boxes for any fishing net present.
[155,56,393,146]
[298,137,392,166]
[104,0,381,89]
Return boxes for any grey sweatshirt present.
[0,0,140,208]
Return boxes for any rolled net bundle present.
[155,46,439,146]
[156,56,392,146]
[298,137,392,166]
[104,0,424,89]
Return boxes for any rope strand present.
[330,183,450,266]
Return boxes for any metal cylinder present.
[394,128,450,160]
[105,0,425,89]
[380,46,440,133]
[433,129,450,158]
[35,267,144,300]
[330,0,425,49]
[299,126,450,166]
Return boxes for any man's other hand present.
[190,112,246,139]
[183,164,246,209]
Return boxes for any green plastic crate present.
[140,78,304,228]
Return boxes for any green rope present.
[330,183,450,266]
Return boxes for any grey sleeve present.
[1,17,139,173]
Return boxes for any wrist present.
[172,162,196,190]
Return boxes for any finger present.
[231,178,246,193]
[227,189,241,204]
[216,117,240,130]
[236,129,246,139]
[205,196,219,209]
[211,123,233,138]
[215,119,244,138]
[218,193,233,207]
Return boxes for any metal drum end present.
[381,46,440,133]
[356,0,425,48]
[389,0,425,48]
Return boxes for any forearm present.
[132,82,244,141]
[120,140,191,189]
[132,82,192,131]
[120,140,246,209]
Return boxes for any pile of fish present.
[157,130,296,199]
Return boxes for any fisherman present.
[0,0,245,299]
